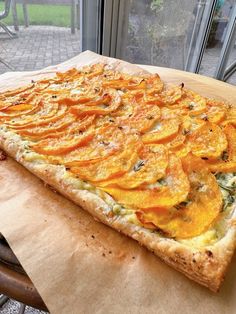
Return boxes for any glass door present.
[199,0,236,84]
[214,2,236,81]
[102,0,217,71]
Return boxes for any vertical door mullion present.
[102,0,119,57]
[224,59,236,81]
[80,0,103,53]
[114,0,130,59]
[110,0,120,57]
[102,0,130,58]
[186,0,218,73]
[214,4,236,80]
[102,0,113,56]
[185,1,206,71]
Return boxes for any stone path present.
[0,297,47,314]
[0,25,80,73]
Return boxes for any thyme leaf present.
[188,102,195,110]
[100,140,110,146]
[146,115,154,120]
[222,194,235,211]
[215,172,223,180]
[133,160,145,172]
[200,113,208,121]
[182,129,190,136]
[218,182,236,193]
[157,178,167,186]
[221,150,229,161]
[174,200,190,210]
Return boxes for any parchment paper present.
[0,51,236,314]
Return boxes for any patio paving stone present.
[0,25,80,73]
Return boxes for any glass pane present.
[199,0,236,85]
[0,0,81,75]
[121,0,205,70]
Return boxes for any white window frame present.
[80,0,104,53]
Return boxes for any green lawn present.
[0,3,71,27]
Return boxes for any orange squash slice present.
[17,114,77,139]
[31,127,94,155]
[70,134,141,182]
[142,119,180,143]
[98,144,168,189]
[101,154,189,209]
[117,102,161,133]
[205,105,226,124]
[137,155,222,239]
[177,89,207,115]
[206,124,236,172]
[188,122,227,159]
[50,125,129,166]
[70,90,121,117]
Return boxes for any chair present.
[11,0,80,34]
[0,0,17,38]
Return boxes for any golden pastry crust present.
[0,128,235,292]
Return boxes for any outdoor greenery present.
[0,3,70,27]
[150,0,164,12]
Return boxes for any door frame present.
[214,3,236,81]
[80,0,104,53]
